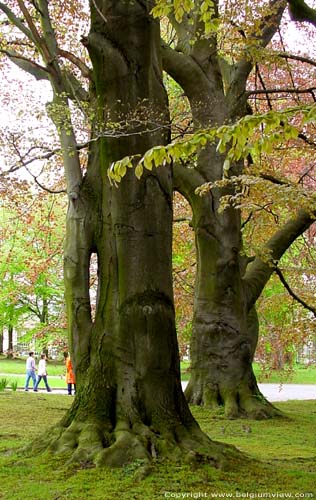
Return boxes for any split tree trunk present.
[34,1,237,470]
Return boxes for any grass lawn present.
[0,393,315,499]
[180,361,316,384]
[254,363,316,384]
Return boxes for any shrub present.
[11,380,18,392]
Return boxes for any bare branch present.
[278,51,316,68]
[247,86,316,97]
[173,217,192,224]
[275,266,316,316]
[58,48,92,80]
[25,166,66,195]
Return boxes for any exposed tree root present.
[185,380,282,419]
[28,416,242,474]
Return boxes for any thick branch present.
[16,0,51,61]
[34,0,83,198]
[259,0,288,46]
[244,209,315,309]
[288,0,316,27]
[275,267,316,316]
[0,49,49,80]
[0,2,34,42]
[161,41,213,99]
[58,48,92,79]
[228,1,287,101]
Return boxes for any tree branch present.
[0,48,49,80]
[278,51,316,68]
[161,41,212,99]
[288,0,316,27]
[0,2,34,42]
[244,209,316,309]
[16,0,51,62]
[247,86,316,96]
[228,1,287,100]
[58,48,92,80]
[275,266,316,316]
[25,166,66,194]
[35,0,83,199]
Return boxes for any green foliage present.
[152,0,219,36]
[0,196,67,349]
[108,105,315,186]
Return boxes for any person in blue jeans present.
[34,353,52,392]
[24,351,37,391]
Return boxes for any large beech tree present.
[0,0,238,468]
[163,1,316,418]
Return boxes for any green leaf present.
[135,164,143,179]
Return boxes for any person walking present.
[64,351,76,395]
[24,351,37,391]
[34,353,52,392]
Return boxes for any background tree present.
[0,193,66,353]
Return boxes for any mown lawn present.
[254,363,316,384]
[0,392,315,500]
[180,360,316,384]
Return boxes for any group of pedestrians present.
[24,351,76,395]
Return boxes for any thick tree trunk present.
[164,4,286,416]
[174,157,279,419]
[185,306,279,418]
[32,1,237,470]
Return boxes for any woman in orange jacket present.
[63,351,76,395]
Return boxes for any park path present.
[180,382,316,402]
[4,376,314,402]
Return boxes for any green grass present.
[0,393,315,499]
[179,360,316,384]
[254,363,316,384]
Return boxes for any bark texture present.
[174,164,280,419]
[31,0,238,470]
